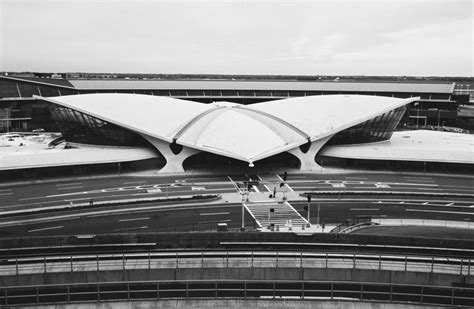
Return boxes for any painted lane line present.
[28,226,63,233]
[113,226,148,232]
[18,196,48,201]
[198,219,232,224]
[199,212,230,216]
[57,186,83,191]
[350,208,380,211]
[412,188,443,191]
[0,192,13,196]
[56,183,82,187]
[276,174,294,192]
[445,203,454,206]
[0,189,12,192]
[406,209,474,216]
[191,186,206,191]
[123,181,147,185]
[118,217,150,222]
[405,180,436,183]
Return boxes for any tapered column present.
[141,135,199,173]
[288,136,333,171]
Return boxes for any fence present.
[1,279,473,307]
[1,251,472,277]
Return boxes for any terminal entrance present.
[183,151,300,173]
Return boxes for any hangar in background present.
[0,75,462,133]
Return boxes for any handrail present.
[1,279,473,307]
[0,250,472,277]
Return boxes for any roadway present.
[0,173,472,237]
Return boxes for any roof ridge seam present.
[172,106,226,141]
[236,106,311,140]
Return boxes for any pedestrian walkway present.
[244,200,308,229]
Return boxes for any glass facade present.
[48,104,152,147]
[327,106,407,145]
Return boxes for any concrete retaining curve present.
[16,299,448,309]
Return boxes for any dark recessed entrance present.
[183,151,300,173]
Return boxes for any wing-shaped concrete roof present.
[38,93,417,163]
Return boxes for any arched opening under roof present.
[182,151,300,173]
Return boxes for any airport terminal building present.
[0,76,472,178]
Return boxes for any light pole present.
[306,194,311,227]
[437,109,441,130]
[316,204,320,225]
[241,193,245,230]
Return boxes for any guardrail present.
[1,279,473,307]
[1,251,472,277]
[3,232,474,259]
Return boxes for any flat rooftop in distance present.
[68,79,455,93]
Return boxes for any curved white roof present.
[38,93,417,163]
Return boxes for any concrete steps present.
[244,201,308,228]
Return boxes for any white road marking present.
[28,226,63,233]
[404,179,436,183]
[0,192,13,196]
[406,209,474,216]
[198,219,232,224]
[123,181,147,185]
[56,183,82,187]
[331,183,346,188]
[375,184,390,188]
[18,196,47,201]
[192,186,206,191]
[350,208,380,211]
[412,188,443,191]
[118,217,150,222]
[57,186,83,190]
[199,212,230,216]
[113,226,148,232]
[276,174,294,192]
[0,189,12,192]
[445,203,454,206]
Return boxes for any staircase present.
[244,201,308,228]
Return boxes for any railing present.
[1,251,472,276]
[1,279,473,307]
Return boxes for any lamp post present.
[306,194,311,227]
[437,109,441,130]
[316,204,320,226]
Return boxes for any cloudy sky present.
[0,0,472,76]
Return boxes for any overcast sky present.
[0,0,472,76]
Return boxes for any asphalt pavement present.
[0,172,472,237]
